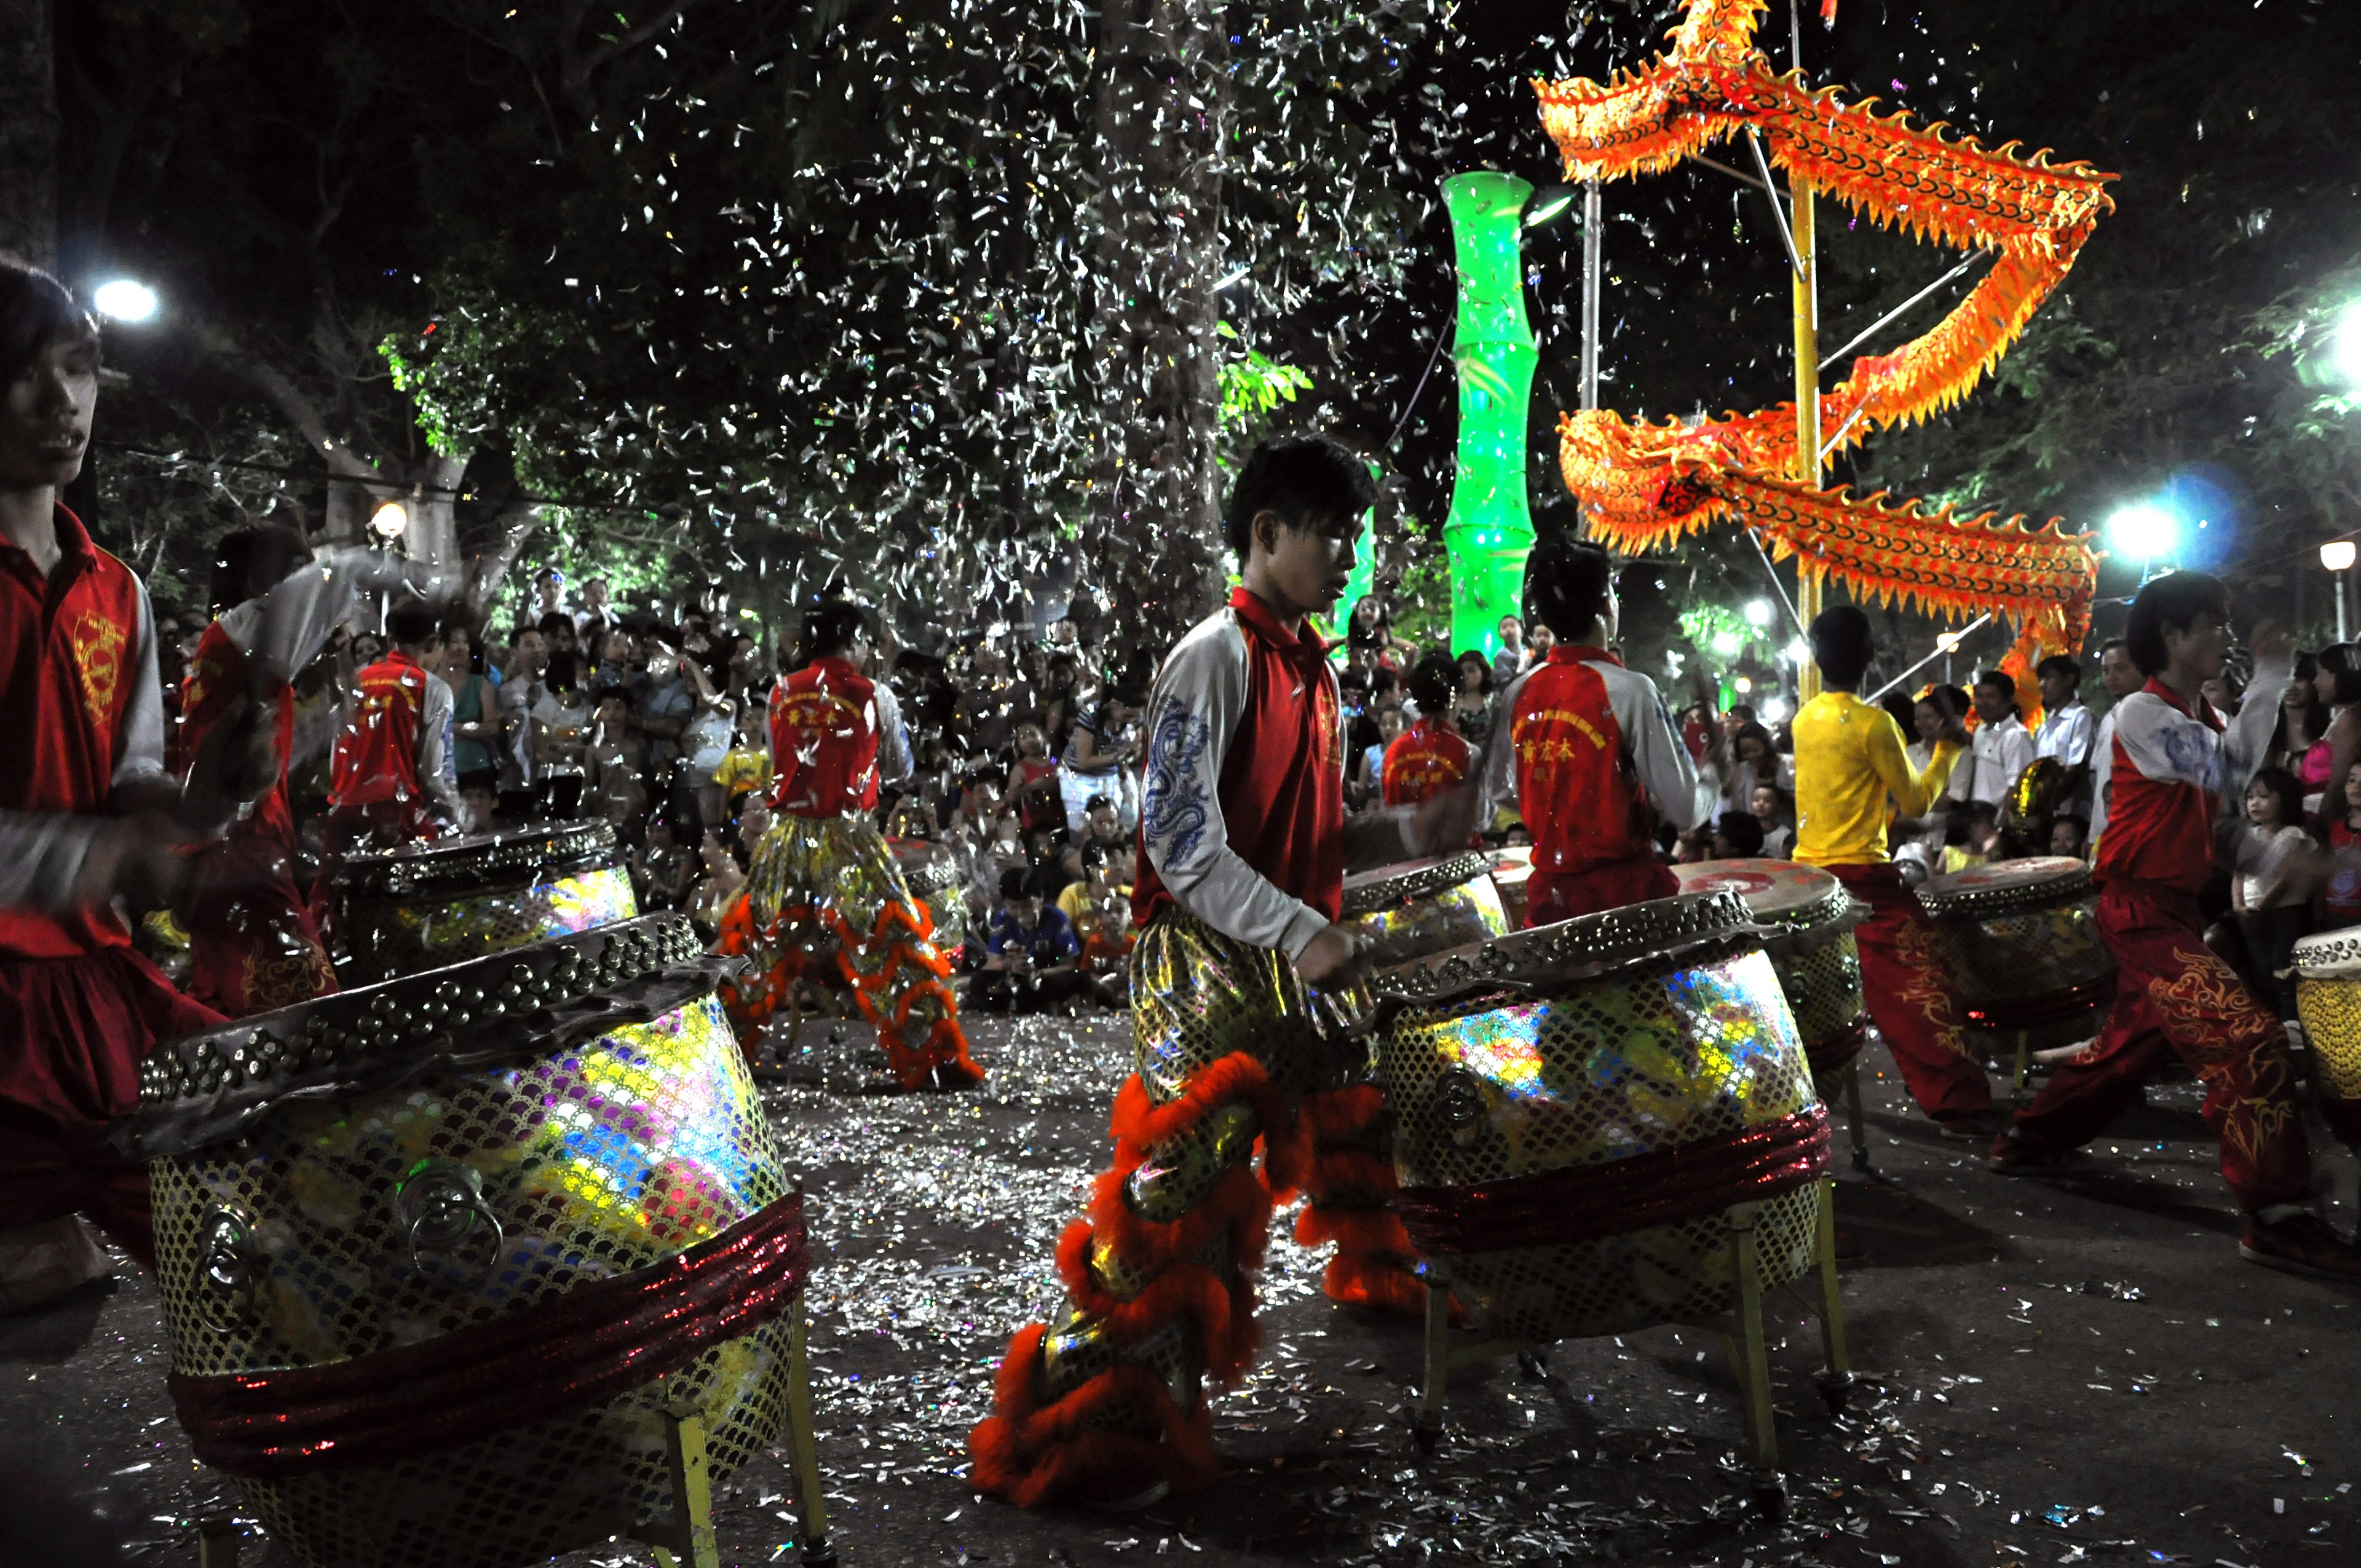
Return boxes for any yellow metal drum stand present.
[114,916,831,1568]
[1676,859,1872,1171]
[1917,857,2118,1090]
[1372,892,1849,1518]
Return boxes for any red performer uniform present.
[1482,644,1698,925]
[176,623,336,1016]
[0,505,223,1265]
[2001,673,2320,1210]
[326,647,456,851]
[1380,715,1471,807]
[974,588,1425,1509]
[720,656,981,1089]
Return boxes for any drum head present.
[1487,849,1533,887]
[1370,888,1751,1005]
[2293,928,2361,979]
[1918,854,2091,916]
[1341,850,1493,917]
[1672,858,1837,922]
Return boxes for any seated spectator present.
[1058,840,1135,983]
[631,811,699,912]
[1710,810,1765,860]
[975,866,1090,1013]
[1940,800,2000,874]
[2049,814,2088,860]
[1078,792,1128,858]
[457,768,502,836]
[1750,782,1795,858]
[689,828,748,934]
[1009,722,1065,834]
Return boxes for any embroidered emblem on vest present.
[66,612,128,731]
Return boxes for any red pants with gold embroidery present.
[1825,862,1992,1120]
[2010,879,2311,1211]
[1525,857,1679,927]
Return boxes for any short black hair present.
[1714,811,1765,857]
[592,683,634,710]
[2034,654,2082,685]
[2100,636,2129,655]
[0,258,98,385]
[2124,571,2229,676]
[209,525,310,615]
[387,606,441,648]
[1808,605,1874,689]
[537,611,575,641]
[1522,534,1616,643]
[1974,670,2020,718]
[456,768,499,795]
[1222,432,1376,557]
[803,599,866,659]
[1085,793,1113,815]
[999,866,1035,902]
[1408,650,1458,715]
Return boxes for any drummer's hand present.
[73,814,199,913]
[1295,924,1372,991]
[2248,619,2293,669]
[1409,778,1486,857]
[183,693,282,823]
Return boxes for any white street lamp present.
[369,501,409,543]
[91,279,159,323]
[2333,301,2361,389]
[1743,598,1774,628]
[2323,539,2355,641]
[2105,502,2179,584]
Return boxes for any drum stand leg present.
[194,1515,238,1567]
[644,1399,721,1568]
[785,1293,837,1567]
[1808,1179,1855,1417]
[1715,1206,1785,1519]
[1414,1261,1451,1456]
[2013,1029,2031,1098]
[1843,1061,1870,1172]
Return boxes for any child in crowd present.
[1008,723,1064,834]
[975,866,1088,1013]
[2320,761,2361,932]
[1711,810,1765,860]
[2050,814,2088,860]
[457,769,502,836]
[712,703,772,822]
[2232,767,2311,1020]
[1750,782,1794,858]
[1941,801,2001,873]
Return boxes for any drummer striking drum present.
[1792,606,2003,1134]
[1991,573,2361,1280]
[969,432,1480,1510]
[1481,534,1698,924]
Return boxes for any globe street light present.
[1743,598,1774,629]
[2333,300,2361,389]
[2105,501,2179,584]
[91,279,159,323]
[2323,538,2356,641]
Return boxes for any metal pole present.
[1819,253,1990,371]
[1745,530,1806,638]
[2339,569,2351,643]
[1580,181,1603,411]
[1865,614,1997,702]
[1787,0,1822,702]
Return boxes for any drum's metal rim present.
[335,820,620,900]
[2293,932,2361,979]
[114,914,721,1159]
[1369,889,1754,1005]
[1916,855,2094,917]
[1672,858,1851,930]
[1340,850,1496,917]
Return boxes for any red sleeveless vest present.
[769,657,882,817]
[180,621,297,847]
[0,506,149,957]
[1381,716,1471,806]
[330,651,430,810]
[1510,647,1652,875]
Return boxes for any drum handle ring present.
[397,1160,505,1287]
[195,1203,261,1331]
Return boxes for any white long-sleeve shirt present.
[1945,713,2035,809]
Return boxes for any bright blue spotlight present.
[2106,502,2179,571]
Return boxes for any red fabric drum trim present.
[1803,1018,1868,1076]
[1962,973,2116,1032]
[170,1192,807,1479]
[1394,1106,1830,1257]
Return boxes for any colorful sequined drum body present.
[891,835,969,955]
[1372,892,1827,1344]
[1917,856,2116,1047]
[1675,860,1865,1074]
[117,916,799,1568]
[1342,851,1509,969]
[2291,929,2361,1142]
[333,820,636,985]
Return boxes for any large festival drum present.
[891,835,970,956]
[1917,857,2117,1050]
[113,915,810,1568]
[2290,929,2361,1144]
[1674,860,1865,1077]
[1341,850,1509,968]
[1371,892,1829,1342]
[333,820,637,984]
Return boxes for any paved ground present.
[3,1010,2357,1567]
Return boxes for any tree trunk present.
[1084,0,1227,649]
[0,0,58,269]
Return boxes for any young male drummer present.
[326,605,462,851]
[1991,574,2361,1280]
[1382,649,1474,806]
[1793,606,2001,1134]
[971,432,1481,1511]
[1481,534,1698,924]
[0,259,257,1283]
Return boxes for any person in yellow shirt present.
[1794,606,2001,1135]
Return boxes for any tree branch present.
[194,322,389,484]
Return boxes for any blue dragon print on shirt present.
[1141,694,1214,868]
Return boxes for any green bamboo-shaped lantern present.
[1441,172,1540,661]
